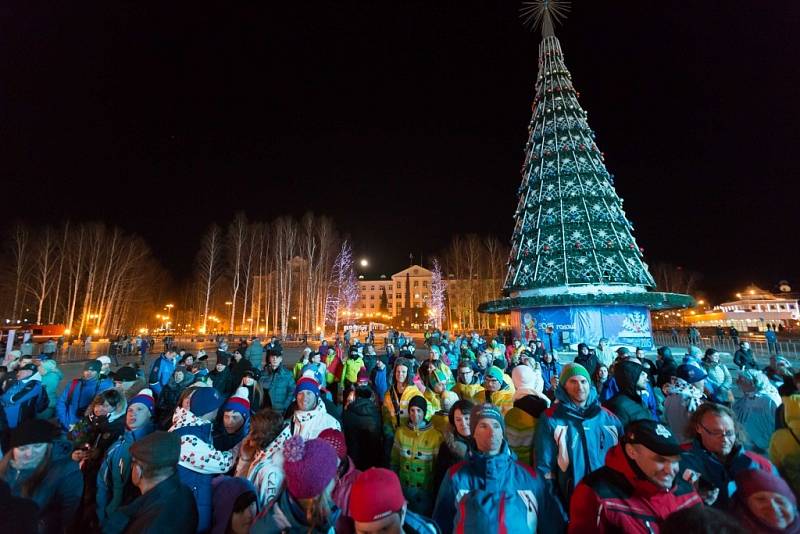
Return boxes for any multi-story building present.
[356,265,433,319]
[682,285,799,331]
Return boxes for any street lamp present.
[360,259,369,268]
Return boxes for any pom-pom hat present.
[283,435,338,499]
[294,376,320,398]
[222,386,250,417]
[318,428,347,460]
[129,388,155,415]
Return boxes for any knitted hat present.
[408,395,428,417]
[356,368,370,386]
[189,386,224,417]
[130,431,180,469]
[9,419,57,448]
[469,403,505,435]
[676,363,707,384]
[129,388,156,415]
[485,366,505,384]
[616,347,631,357]
[559,363,591,387]
[223,386,251,417]
[283,435,338,499]
[294,376,320,398]
[350,468,406,522]
[735,467,797,507]
[211,476,257,534]
[97,355,111,366]
[84,360,102,373]
[317,428,347,461]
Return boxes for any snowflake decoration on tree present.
[429,259,446,330]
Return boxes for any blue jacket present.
[432,441,562,534]
[540,361,562,395]
[148,354,176,395]
[96,422,155,525]
[246,340,264,369]
[55,376,113,430]
[1,376,47,428]
[172,420,216,533]
[370,366,389,400]
[258,366,295,414]
[533,385,623,510]
[678,439,777,509]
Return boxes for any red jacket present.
[568,445,702,533]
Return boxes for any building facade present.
[356,265,433,319]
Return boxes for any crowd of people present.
[1,329,799,533]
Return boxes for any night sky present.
[3,2,798,301]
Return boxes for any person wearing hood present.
[569,419,702,533]
[655,346,678,388]
[421,365,458,425]
[169,387,234,533]
[534,362,623,511]
[211,476,258,534]
[213,386,251,452]
[382,357,427,461]
[433,399,474,490]
[505,364,550,466]
[769,392,800,495]
[679,402,776,509]
[210,356,234,396]
[702,348,733,405]
[603,360,654,428]
[0,419,83,534]
[342,373,383,470]
[0,363,48,448]
[156,367,195,430]
[390,395,443,516]
[56,359,113,431]
[733,465,800,533]
[96,355,113,380]
[475,366,514,415]
[427,345,456,390]
[252,435,340,533]
[433,403,563,534]
[36,359,62,420]
[318,428,361,534]
[96,388,156,525]
[664,363,708,444]
[734,369,779,454]
[574,342,601,378]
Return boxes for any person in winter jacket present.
[103,430,198,534]
[301,351,328,390]
[96,388,156,526]
[702,349,733,404]
[574,342,601,378]
[342,381,383,470]
[382,357,427,460]
[540,351,562,399]
[505,364,549,466]
[235,409,288,508]
[147,349,178,395]
[211,476,258,534]
[534,363,624,511]
[734,342,758,370]
[293,347,313,380]
[156,368,195,430]
[732,467,800,534]
[475,365,514,415]
[169,387,234,533]
[452,359,483,403]
[0,419,83,534]
[391,395,443,516]
[769,393,800,495]
[734,369,779,454]
[679,402,776,509]
[37,359,62,420]
[369,356,389,401]
[433,399,474,490]
[240,368,268,413]
[603,360,654,428]
[0,363,48,444]
[350,468,440,534]
[258,352,295,415]
[245,337,264,370]
[663,363,708,444]
[341,345,367,401]
[433,403,563,534]
[655,346,678,388]
[318,428,361,534]
[568,419,702,533]
[109,365,147,402]
[210,358,234,396]
[251,435,340,533]
[56,359,113,431]
[213,386,251,451]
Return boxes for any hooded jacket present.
[0,372,47,428]
[169,407,235,533]
[211,476,257,534]
[452,376,484,404]
[432,440,563,534]
[569,444,702,533]
[3,440,83,534]
[733,389,778,453]
[147,354,176,395]
[39,360,63,419]
[56,375,113,430]
[258,365,295,414]
[343,394,383,470]
[770,394,800,473]
[534,384,623,509]
[603,361,653,428]
[391,419,444,495]
[505,395,548,466]
[251,485,339,534]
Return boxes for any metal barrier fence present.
[652,332,800,361]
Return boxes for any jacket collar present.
[605,444,673,497]
[118,473,183,517]
[554,385,601,419]
[466,441,515,490]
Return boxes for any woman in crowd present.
[505,364,549,466]
[734,369,780,454]
[0,419,83,534]
[592,363,609,397]
[703,348,734,405]
[211,476,259,534]
[236,408,289,508]
[156,368,194,429]
[37,359,63,420]
[433,399,474,489]
[733,468,799,533]
[241,368,268,413]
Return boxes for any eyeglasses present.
[698,421,736,439]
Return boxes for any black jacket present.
[342,396,383,470]
[604,360,653,428]
[102,473,197,534]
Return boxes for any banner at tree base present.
[510,305,653,350]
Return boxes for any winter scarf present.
[666,378,704,413]
[169,407,234,474]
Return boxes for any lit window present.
[396,293,401,299]
[396,282,401,288]
[414,281,419,287]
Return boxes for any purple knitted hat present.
[211,476,257,534]
[283,435,338,499]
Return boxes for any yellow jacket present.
[453,382,484,403]
[769,394,800,470]
[382,385,431,436]
[475,388,515,415]
[391,421,443,492]
[505,406,537,466]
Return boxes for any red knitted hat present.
[350,468,406,522]
[317,428,347,460]
[283,435,338,500]
[222,386,250,417]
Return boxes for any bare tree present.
[651,262,701,295]
[273,217,297,336]
[197,224,222,333]
[227,213,248,334]
[8,224,30,321]
[27,227,57,324]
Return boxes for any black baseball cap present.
[110,366,138,382]
[624,419,684,456]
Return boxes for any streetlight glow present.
[360,259,368,267]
